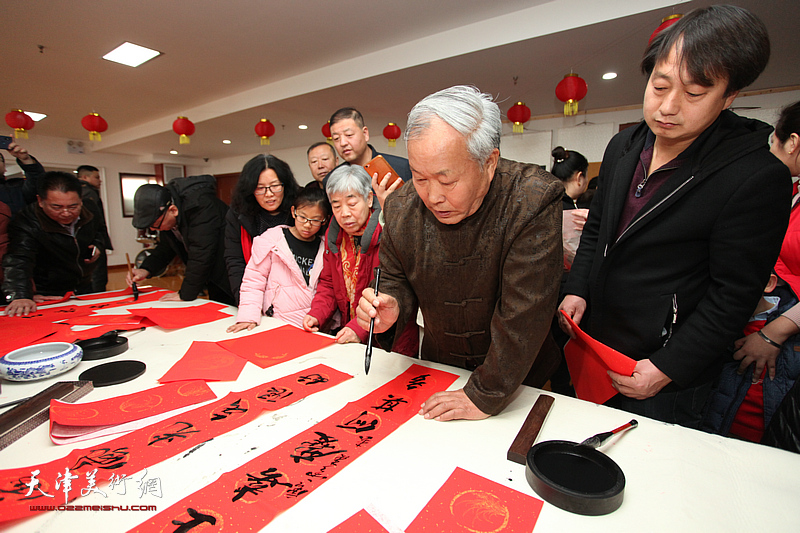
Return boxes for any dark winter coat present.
[564,111,791,390]
[139,175,233,303]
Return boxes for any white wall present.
[10,89,798,267]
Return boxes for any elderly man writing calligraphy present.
[356,85,563,421]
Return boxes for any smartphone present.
[0,135,12,150]
[364,155,403,189]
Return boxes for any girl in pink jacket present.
[227,185,330,331]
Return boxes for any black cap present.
[132,184,172,229]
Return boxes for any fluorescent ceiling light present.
[25,111,47,122]
[222,139,232,144]
[169,150,178,155]
[103,42,161,67]
[602,72,618,80]
[298,125,308,130]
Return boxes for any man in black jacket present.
[558,6,791,428]
[3,172,104,316]
[76,165,113,292]
[128,176,234,305]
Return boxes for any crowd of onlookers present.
[2,5,799,450]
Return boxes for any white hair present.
[326,164,372,201]
[405,85,501,164]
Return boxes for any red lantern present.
[382,123,401,148]
[506,102,531,134]
[649,14,682,45]
[255,119,275,146]
[81,112,108,141]
[322,121,332,142]
[555,74,588,116]
[172,116,195,145]
[5,109,34,139]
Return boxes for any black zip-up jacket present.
[139,175,232,302]
[2,203,103,300]
[565,110,791,389]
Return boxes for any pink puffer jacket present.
[236,225,324,328]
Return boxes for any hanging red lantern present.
[506,102,531,133]
[255,119,275,146]
[81,112,108,141]
[555,74,588,116]
[382,123,402,148]
[172,116,195,145]
[322,121,332,142]
[649,14,682,45]
[5,109,34,139]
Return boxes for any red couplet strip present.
[50,381,217,428]
[0,364,352,523]
[131,364,458,533]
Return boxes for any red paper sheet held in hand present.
[159,341,247,383]
[406,467,544,533]
[561,310,637,404]
[216,324,335,369]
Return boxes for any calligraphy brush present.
[125,253,139,301]
[365,267,381,375]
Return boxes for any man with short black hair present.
[3,172,104,316]
[128,176,234,305]
[327,107,411,207]
[76,164,113,292]
[559,5,791,428]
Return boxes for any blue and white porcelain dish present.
[0,342,83,381]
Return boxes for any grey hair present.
[326,164,372,201]
[405,85,501,164]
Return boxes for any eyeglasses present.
[294,212,326,227]
[254,184,284,195]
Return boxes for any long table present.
[1,296,799,532]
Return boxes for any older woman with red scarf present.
[302,164,418,356]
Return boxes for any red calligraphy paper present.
[328,509,389,532]
[0,364,351,523]
[0,318,62,354]
[131,364,459,533]
[216,324,335,369]
[63,314,152,326]
[158,341,247,383]
[561,311,637,404]
[50,381,217,443]
[128,302,231,329]
[406,467,543,532]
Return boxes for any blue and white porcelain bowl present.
[0,342,83,381]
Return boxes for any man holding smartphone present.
[326,107,411,210]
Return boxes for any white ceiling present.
[4,0,799,164]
